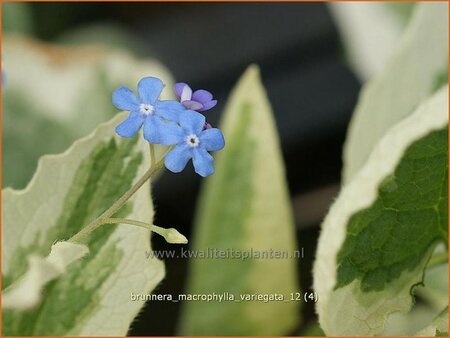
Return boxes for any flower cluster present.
[113,77,224,177]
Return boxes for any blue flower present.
[174,82,217,112]
[113,77,185,145]
[165,110,225,177]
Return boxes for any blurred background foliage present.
[2,2,421,336]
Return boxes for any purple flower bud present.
[174,82,217,112]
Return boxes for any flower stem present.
[149,144,156,166]
[427,252,448,269]
[68,147,170,243]
[103,218,187,244]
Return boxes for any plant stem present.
[149,144,156,166]
[104,217,162,231]
[428,252,448,269]
[68,148,168,243]
[103,218,186,243]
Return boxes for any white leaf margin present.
[342,2,448,183]
[2,113,165,335]
[313,85,448,335]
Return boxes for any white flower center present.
[139,103,154,115]
[185,134,200,147]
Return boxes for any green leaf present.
[336,127,447,292]
[342,2,448,183]
[313,86,448,335]
[3,35,174,189]
[178,66,300,335]
[2,113,165,335]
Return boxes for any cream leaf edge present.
[2,113,165,335]
[313,85,448,335]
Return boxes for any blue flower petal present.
[154,117,184,146]
[165,144,192,173]
[200,128,225,151]
[143,116,161,144]
[115,113,144,138]
[192,148,214,177]
[179,110,205,135]
[156,100,185,121]
[138,77,164,104]
[112,86,139,111]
